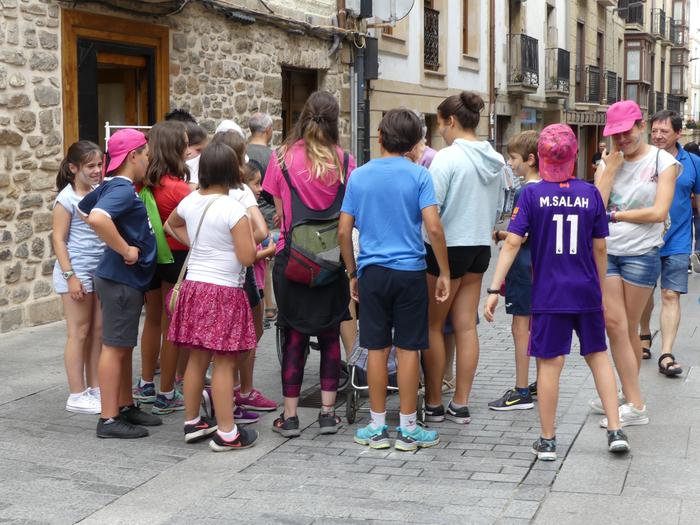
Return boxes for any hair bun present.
[460,91,485,114]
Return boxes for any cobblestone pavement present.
[1,271,699,524]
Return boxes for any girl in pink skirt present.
[165,142,258,451]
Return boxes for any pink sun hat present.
[538,124,578,183]
[105,128,148,174]
[603,100,643,137]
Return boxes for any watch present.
[62,270,75,280]
[486,288,500,295]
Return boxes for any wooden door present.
[282,68,318,139]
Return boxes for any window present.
[626,49,641,81]
[462,0,469,55]
[424,0,440,70]
[626,83,638,102]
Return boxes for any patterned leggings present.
[281,326,341,398]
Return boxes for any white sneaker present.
[589,389,625,415]
[66,391,102,414]
[599,403,649,428]
[691,253,700,274]
[88,387,101,401]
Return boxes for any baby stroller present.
[345,336,424,424]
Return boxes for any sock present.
[185,416,200,426]
[88,387,100,396]
[369,410,386,430]
[100,417,116,424]
[161,390,174,400]
[450,399,468,409]
[234,384,241,393]
[217,425,239,441]
[516,386,530,397]
[139,378,153,388]
[400,412,418,433]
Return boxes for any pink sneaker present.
[236,388,278,412]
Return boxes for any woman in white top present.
[595,100,679,427]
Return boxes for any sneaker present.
[184,416,218,443]
[354,424,391,449]
[88,387,101,401]
[209,427,258,451]
[66,391,101,414]
[234,405,260,424]
[236,388,277,412]
[441,378,456,394]
[531,437,557,461]
[174,377,184,395]
[599,403,649,428]
[446,402,471,424]
[395,426,440,451]
[119,405,163,427]
[318,411,342,434]
[96,418,148,439]
[204,364,213,386]
[528,381,537,397]
[152,390,185,415]
[607,429,631,453]
[424,404,446,422]
[488,388,534,411]
[132,380,156,404]
[272,412,301,438]
[691,252,700,273]
[590,389,626,415]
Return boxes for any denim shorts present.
[660,253,689,294]
[607,248,661,288]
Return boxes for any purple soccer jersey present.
[507,179,609,314]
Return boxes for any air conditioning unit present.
[345,0,372,19]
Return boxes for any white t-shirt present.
[176,191,248,287]
[602,145,681,256]
[229,184,258,209]
[186,156,200,185]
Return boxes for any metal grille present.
[509,34,539,87]
[605,71,617,104]
[545,48,570,94]
[652,9,666,38]
[424,7,439,70]
[667,94,681,113]
[620,0,644,26]
[586,65,601,104]
[670,21,688,47]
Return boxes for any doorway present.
[281,68,318,139]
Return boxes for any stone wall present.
[0,0,350,332]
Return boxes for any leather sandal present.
[640,333,652,360]
[658,353,683,377]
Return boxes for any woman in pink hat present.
[592,100,681,428]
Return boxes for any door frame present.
[61,9,169,148]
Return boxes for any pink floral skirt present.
[167,280,256,353]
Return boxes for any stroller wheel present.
[346,389,358,424]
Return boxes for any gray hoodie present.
[425,138,505,247]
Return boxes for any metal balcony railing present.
[605,71,618,105]
[670,21,688,47]
[651,9,666,38]
[508,34,539,89]
[545,47,570,95]
[667,94,681,113]
[655,91,665,113]
[424,7,440,70]
[621,1,644,26]
[585,65,601,104]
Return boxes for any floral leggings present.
[281,326,341,398]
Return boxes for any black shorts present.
[94,276,144,348]
[425,244,491,278]
[244,266,261,308]
[148,250,188,290]
[358,265,428,351]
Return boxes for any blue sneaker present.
[395,426,440,451]
[152,390,185,415]
[132,380,156,404]
[354,424,390,449]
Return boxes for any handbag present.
[169,195,223,314]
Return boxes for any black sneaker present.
[96,417,149,439]
[184,416,218,443]
[119,404,163,427]
[209,427,258,451]
[532,436,557,461]
[318,411,342,435]
[488,388,534,411]
[446,402,471,424]
[272,412,301,437]
[607,429,631,453]
[529,381,537,397]
[424,404,446,422]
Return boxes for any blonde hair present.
[507,130,539,169]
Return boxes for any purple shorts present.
[528,310,607,359]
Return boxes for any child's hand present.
[484,293,499,322]
[602,147,623,173]
[435,274,450,303]
[349,276,359,302]
[124,246,139,265]
[68,276,86,302]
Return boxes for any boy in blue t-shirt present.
[338,109,450,451]
[78,129,159,440]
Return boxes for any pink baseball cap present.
[603,100,643,137]
[538,124,578,183]
[105,129,148,174]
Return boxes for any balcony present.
[508,34,539,94]
[620,0,644,28]
[667,94,682,113]
[545,48,570,99]
[423,6,440,71]
[604,71,618,105]
[670,64,688,99]
[651,9,667,39]
[670,20,688,48]
[576,65,602,104]
[655,91,665,113]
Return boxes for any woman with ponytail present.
[52,140,105,414]
[262,91,356,436]
[422,91,506,425]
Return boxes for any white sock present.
[400,412,418,432]
[450,399,467,409]
[160,390,174,400]
[234,384,241,393]
[139,378,153,387]
[217,425,239,441]
[369,410,386,430]
[185,416,200,426]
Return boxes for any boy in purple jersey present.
[484,124,630,460]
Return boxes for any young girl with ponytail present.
[52,141,106,414]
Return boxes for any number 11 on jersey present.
[552,214,578,255]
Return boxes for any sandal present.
[658,353,683,377]
[640,333,653,360]
[272,412,301,438]
[264,308,278,321]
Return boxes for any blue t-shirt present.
[78,176,157,291]
[661,145,700,256]
[505,181,538,285]
[340,156,437,276]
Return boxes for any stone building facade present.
[0,0,350,332]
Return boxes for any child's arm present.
[614,164,677,224]
[52,204,86,300]
[593,238,607,290]
[422,205,450,303]
[255,240,276,261]
[484,232,523,322]
[338,212,358,302]
[165,208,190,247]
[87,211,139,265]
[247,205,269,244]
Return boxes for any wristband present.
[611,211,617,223]
[486,288,500,295]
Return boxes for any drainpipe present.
[489,0,496,144]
